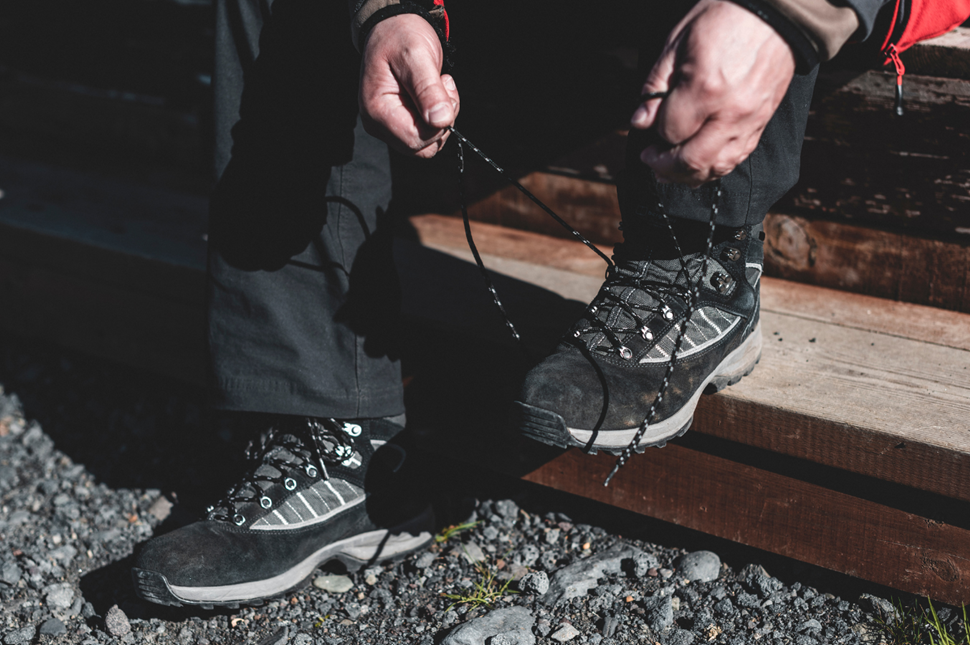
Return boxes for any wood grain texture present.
[522,444,970,605]
[902,27,970,80]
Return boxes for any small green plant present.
[435,521,479,544]
[441,561,517,611]
[313,614,331,629]
[878,598,970,645]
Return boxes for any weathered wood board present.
[521,445,970,606]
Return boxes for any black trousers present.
[207,0,817,417]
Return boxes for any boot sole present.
[131,505,435,608]
[514,323,762,455]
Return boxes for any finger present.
[642,117,760,186]
[651,77,717,147]
[632,48,676,130]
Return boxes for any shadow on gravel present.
[0,335,255,514]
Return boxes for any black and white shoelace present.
[447,103,719,485]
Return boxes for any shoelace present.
[206,418,356,525]
[575,261,693,358]
[448,112,718,486]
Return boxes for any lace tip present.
[603,463,620,487]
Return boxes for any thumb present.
[403,62,455,129]
[632,46,676,130]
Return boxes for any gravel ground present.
[0,334,935,645]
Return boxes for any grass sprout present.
[878,599,970,644]
[435,521,479,544]
[441,561,517,612]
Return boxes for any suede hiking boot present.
[132,415,433,608]
[513,218,764,454]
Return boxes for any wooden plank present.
[520,445,970,606]
[411,213,970,351]
[902,27,970,80]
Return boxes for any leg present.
[208,0,403,419]
[133,0,432,607]
[515,41,817,459]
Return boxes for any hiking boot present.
[513,217,764,454]
[132,415,433,608]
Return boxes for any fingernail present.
[443,76,456,91]
[426,103,450,125]
[631,106,649,126]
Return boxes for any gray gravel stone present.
[38,618,66,636]
[797,619,822,634]
[49,545,77,564]
[313,575,354,593]
[514,544,540,568]
[3,625,35,645]
[105,604,131,637]
[643,593,674,632]
[663,629,695,645]
[630,551,659,578]
[677,551,720,583]
[494,500,519,521]
[859,593,898,621]
[451,542,486,563]
[7,511,30,527]
[43,582,75,609]
[1,562,22,585]
[550,623,579,642]
[441,606,535,645]
[540,544,647,607]
[414,552,436,569]
[519,571,550,595]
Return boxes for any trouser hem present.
[209,378,405,419]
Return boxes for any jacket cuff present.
[351,0,400,51]
[725,0,820,73]
[352,0,450,57]
[760,0,860,60]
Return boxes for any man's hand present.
[631,0,796,186]
[359,13,459,159]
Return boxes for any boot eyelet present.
[284,478,297,491]
[722,247,741,262]
[662,306,674,321]
[260,496,272,509]
[305,464,318,478]
[733,229,748,241]
[573,330,581,338]
[589,305,598,314]
[711,272,734,294]
[233,514,246,526]
[640,326,653,341]
[618,346,633,360]
[342,423,362,437]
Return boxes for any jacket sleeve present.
[762,0,860,60]
[729,0,891,69]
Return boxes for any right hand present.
[359,13,460,159]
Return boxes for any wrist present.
[723,0,819,73]
[357,0,451,64]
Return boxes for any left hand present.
[631,0,796,186]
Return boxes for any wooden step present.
[4,160,970,602]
